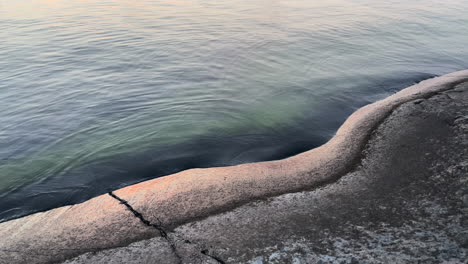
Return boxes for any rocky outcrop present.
[1,70,468,264]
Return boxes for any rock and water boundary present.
[1,70,468,263]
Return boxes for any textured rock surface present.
[0,71,467,264]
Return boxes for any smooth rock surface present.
[0,194,157,264]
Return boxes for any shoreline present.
[1,70,468,263]
[107,69,468,228]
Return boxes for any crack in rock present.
[108,192,226,264]
[108,191,182,263]
[102,83,466,264]
[201,249,226,264]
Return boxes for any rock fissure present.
[108,191,226,264]
[200,249,226,264]
[107,191,183,263]
[105,80,466,264]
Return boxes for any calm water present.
[1,0,467,222]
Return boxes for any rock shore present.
[1,70,467,264]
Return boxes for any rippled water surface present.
[1,0,467,221]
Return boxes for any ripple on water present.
[0,0,468,221]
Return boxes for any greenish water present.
[1,0,467,221]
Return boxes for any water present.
[0,0,467,222]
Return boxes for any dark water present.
[1,0,467,222]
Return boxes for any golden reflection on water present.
[2,0,367,22]
[5,0,431,47]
